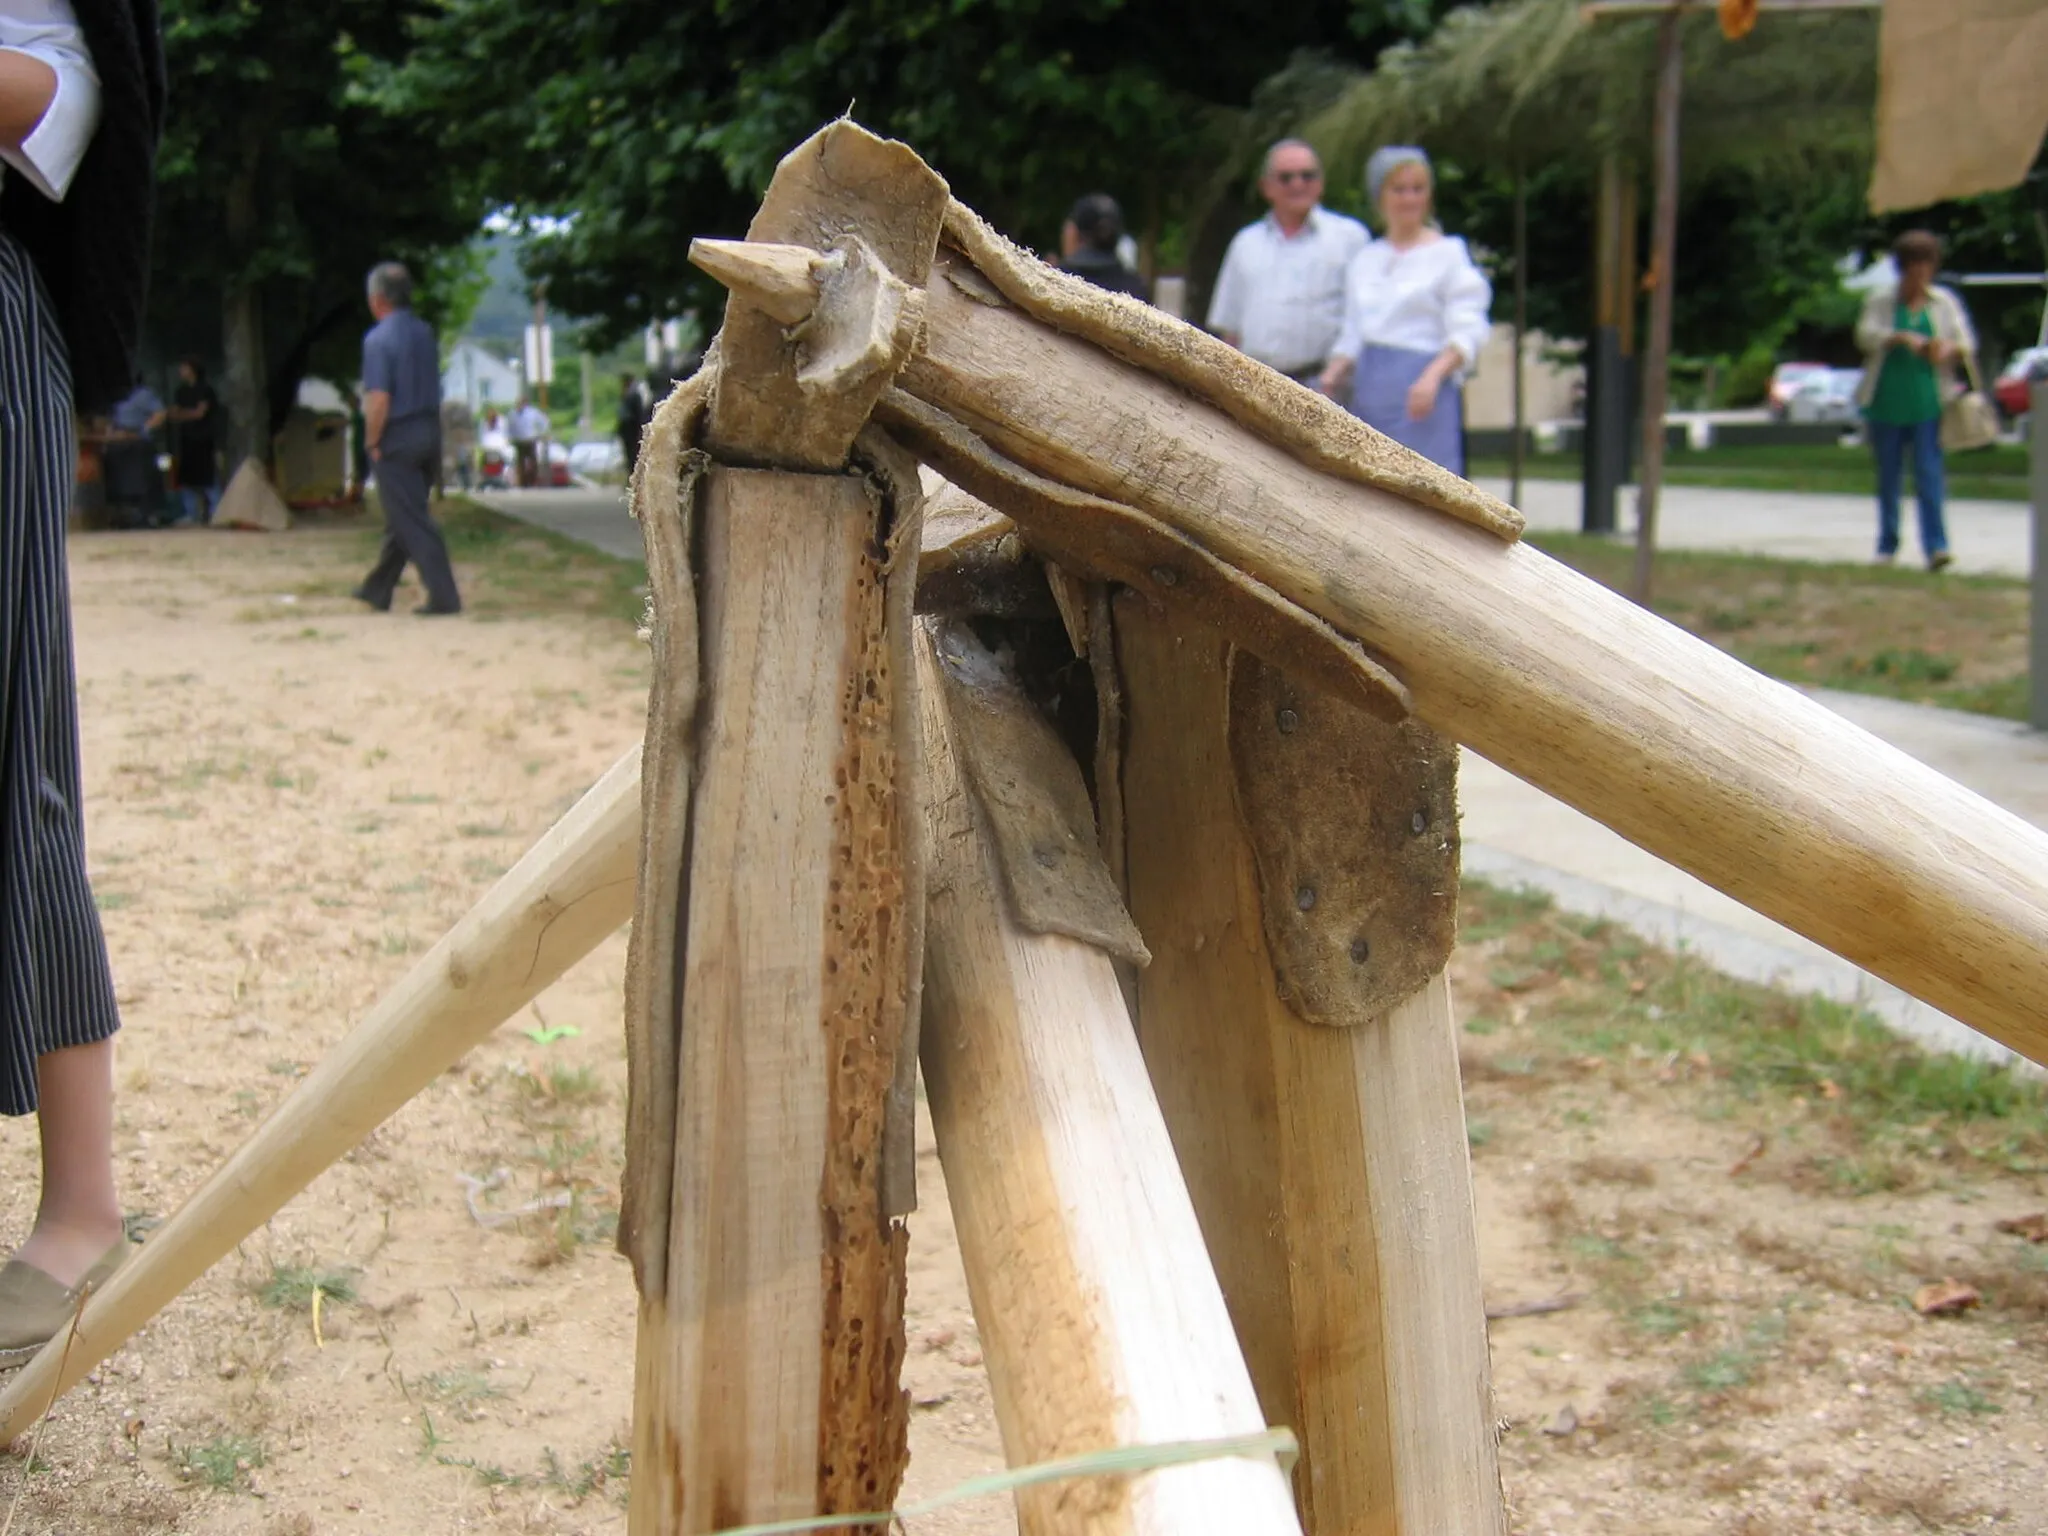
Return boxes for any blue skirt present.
[1345,344,1465,476]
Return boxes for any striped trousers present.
[0,230,121,1117]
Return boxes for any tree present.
[389,0,1464,346]
[1286,0,1884,357]
[150,1,494,468]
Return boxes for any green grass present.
[1529,534,2029,720]
[173,1434,265,1491]
[1471,442,2031,502]
[367,497,645,626]
[257,1262,358,1311]
[1919,1377,2001,1416]
[1459,880,2048,1183]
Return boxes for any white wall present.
[1463,324,1582,430]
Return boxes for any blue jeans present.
[177,485,219,526]
[1868,418,1946,559]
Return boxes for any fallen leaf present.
[1818,1077,1842,1101]
[1729,1133,1767,1177]
[1994,1213,2048,1244]
[1912,1279,1981,1317]
[1542,1405,1579,1437]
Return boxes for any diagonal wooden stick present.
[0,745,645,1443]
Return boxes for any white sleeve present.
[1330,249,1369,364]
[0,26,102,203]
[1206,233,1248,335]
[1441,240,1494,368]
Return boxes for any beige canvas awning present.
[1870,0,2048,212]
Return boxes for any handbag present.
[1940,336,1999,454]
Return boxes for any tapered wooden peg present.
[688,237,823,325]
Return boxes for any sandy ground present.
[0,519,2039,1534]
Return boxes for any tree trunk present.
[221,160,269,471]
[1629,11,1685,603]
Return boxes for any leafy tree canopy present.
[151,0,495,455]
[389,0,1464,345]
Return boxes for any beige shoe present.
[0,1237,132,1366]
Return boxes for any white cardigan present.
[1853,282,1977,409]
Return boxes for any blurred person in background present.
[1059,192,1146,300]
[508,392,548,488]
[168,355,218,523]
[1855,228,1977,572]
[1206,138,1366,389]
[351,260,462,615]
[0,0,163,1358]
[439,391,476,494]
[1319,146,1492,475]
[100,374,165,525]
[616,368,650,471]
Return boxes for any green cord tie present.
[706,1426,1300,1535]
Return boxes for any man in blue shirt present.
[352,261,462,614]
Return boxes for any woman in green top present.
[1853,230,1979,571]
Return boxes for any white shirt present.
[0,0,100,203]
[509,403,551,442]
[1206,207,1369,374]
[1331,235,1494,370]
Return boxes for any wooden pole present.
[2033,377,2048,729]
[1113,607,1500,1535]
[628,464,921,1533]
[1629,8,1685,603]
[891,257,2048,1068]
[0,747,644,1441]
[624,121,946,1534]
[915,620,1303,1536]
[1510,162,1528,510]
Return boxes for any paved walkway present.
[491,481,2044,1061]
[1469,477,2033,578]
[474,485,640,562]
[1461,687,2048,1064]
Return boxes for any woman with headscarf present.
[1318,146,1493,475]
[0,0,163,1359]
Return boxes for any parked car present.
[566,439,624,478]
[1994,346,2048,421]
[1767,361,1831,419]
[1784,367,1863,425]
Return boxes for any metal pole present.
[2032,379,2048,730]
[1629,9,1683,604]
[1511,163,1528,510]
[1582,153,1625,534]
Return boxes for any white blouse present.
[1331,234,1494,370]
[0,0,100,203]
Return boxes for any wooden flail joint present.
[17,115,2048,1536]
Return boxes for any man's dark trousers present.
[360,416,462,611]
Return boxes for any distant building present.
[1463,324,1583,431]
[442,339,522,412]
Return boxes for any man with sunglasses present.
[1206,140,1366,391]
